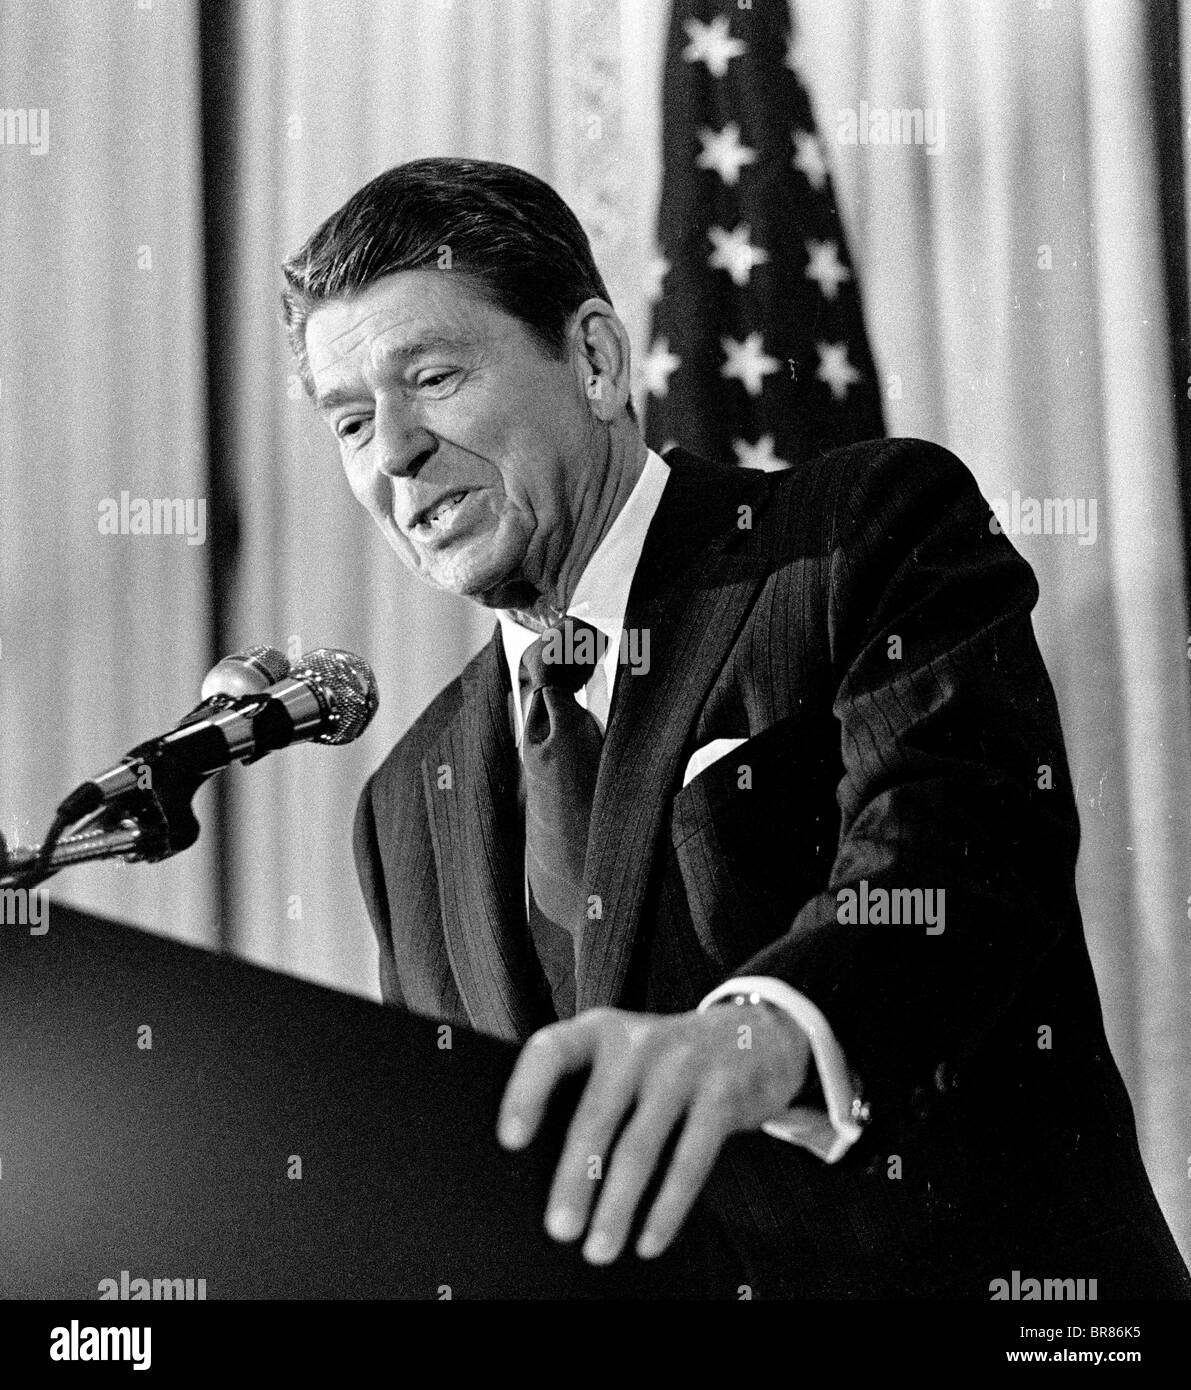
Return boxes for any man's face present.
[305,269,596,606]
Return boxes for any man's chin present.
[423,552,529,608]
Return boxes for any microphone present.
[175,644,291,727]
[56,648,379,824]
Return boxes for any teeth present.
[426,491,466,526]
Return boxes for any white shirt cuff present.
[697,975,866,1164]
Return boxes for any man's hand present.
[497,1003,811,1264]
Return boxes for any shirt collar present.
[497,447,670,714]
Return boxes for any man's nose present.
[374,397,436,478]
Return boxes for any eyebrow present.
[313,335,469,413]
[313,384,365,414]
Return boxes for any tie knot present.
[522,618,608,694]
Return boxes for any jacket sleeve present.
[731,438,1082,1135]
[352,774,406,1007]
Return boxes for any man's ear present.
[570,298,633,422]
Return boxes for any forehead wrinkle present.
[309,303,393,368]
[369,329,473,373]
[307,276,494,392]
[307,296,436,374]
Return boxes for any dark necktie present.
[520,617,607,1020]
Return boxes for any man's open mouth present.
[414,490,470,530]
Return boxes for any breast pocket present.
[670,714,841,973]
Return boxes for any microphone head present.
[290,649,379,745]
[200,645,291,700]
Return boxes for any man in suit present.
[283,157,1190,1297]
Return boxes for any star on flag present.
[682,15,746,78]
[640,338,682,398]
[643,253,671,303]
[733,435,791,471]
[721,333,780,397]
[791,129,828,190]
[696,122,757,185]
[804,239,852,299]
[708,224,769,287]
[815,342,862,400]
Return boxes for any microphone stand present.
[0,683,285,893]
[0,649,376,894]
[0,820,148,887]
[0,774,204,891]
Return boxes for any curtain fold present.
[0,0,216,943]
[1082,0,1191,1245]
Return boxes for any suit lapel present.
[576,450,773,1012]
[423,631,554,1040]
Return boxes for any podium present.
[0,903,723,1298]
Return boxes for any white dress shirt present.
[497,448,863,1163]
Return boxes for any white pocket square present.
[682,737,748,787]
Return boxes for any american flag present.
[643,0,886,470]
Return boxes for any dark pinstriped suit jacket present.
[354,438,1191,1297]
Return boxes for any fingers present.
[635,1090,731,1260]
[500,1009,750,1267]
[578,1059,695,1265]
[543,1053,644,1248]
[497,1017,596,1151]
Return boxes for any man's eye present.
[418,370,455,389]
[337,417,369,441]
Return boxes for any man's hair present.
[281,157,635,419]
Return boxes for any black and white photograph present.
[1,0,1188,1360]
